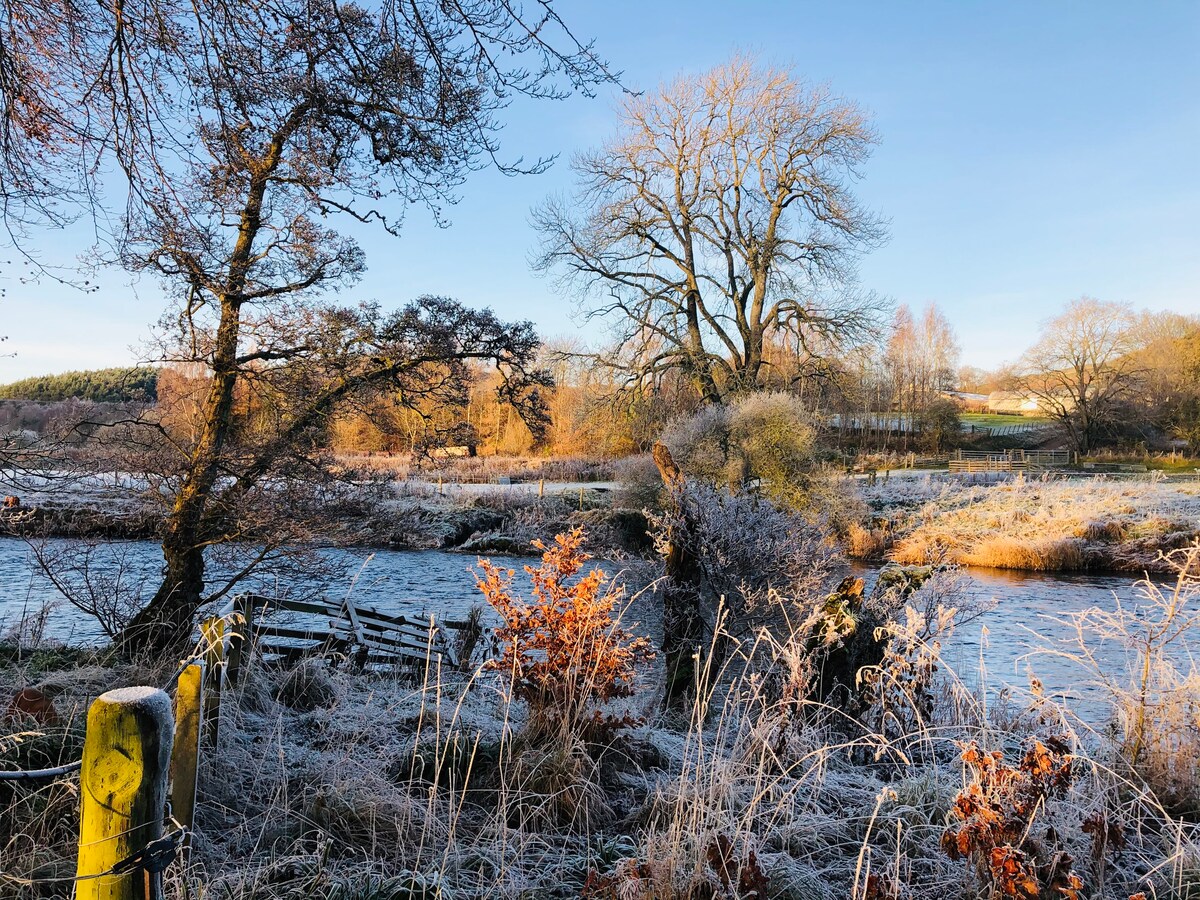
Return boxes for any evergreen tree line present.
[0,367,158,403]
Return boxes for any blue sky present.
[2,0,1197,381]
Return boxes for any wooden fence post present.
[201,618,225,749]
[77,686,174,900]
[169,662,204,858]
[225,596,252,687]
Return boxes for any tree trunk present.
[121,161,273,654]
[121,296,245,655]
[652,442,710,707]
[684,287,722,405]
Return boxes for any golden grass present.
[961,535,1086,571]
[845,521,891,559]
[872,476,1200,572]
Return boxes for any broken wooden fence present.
[236,592,469,673]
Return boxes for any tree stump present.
[652,442,708,708]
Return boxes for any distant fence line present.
[948,449,1073,473]
[828,415,1051,439]
[2,594,467,898]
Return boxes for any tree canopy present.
[535,56,886,404]
[0,0,613,652]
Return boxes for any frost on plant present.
[475,526,654,741]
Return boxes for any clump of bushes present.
[476,527,655,825]
[941,737,1084,899]
[660,392,819,512]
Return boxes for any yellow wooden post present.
[169,662,204,857]
[76,686,174,900]
[201,617,225,749]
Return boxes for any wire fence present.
[1,593,464,897]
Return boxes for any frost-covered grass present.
[336,452,616,485]
[0,462,629,556]
[5,552,1200,899]
[854,474,1200,573]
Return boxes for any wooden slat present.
[344,610,432,637]
[328,626,444,656]
[256,624,333,643]
[337,616,436,646]
[276,598,341,617]
[342,604,431,632]
[258,637,353,656]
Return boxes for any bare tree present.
[534,56,887,404]
[0,0,613,652]
[1017,297,1142,454]
[884,302,960,429]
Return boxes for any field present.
[959,413,1053,428]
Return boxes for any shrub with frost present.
[648,480,841,637]
[660,391,819,512]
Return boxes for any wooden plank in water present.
[256,624,334,643]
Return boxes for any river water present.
[0,536,1181,711]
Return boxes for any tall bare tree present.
[884,302,960,425]
[1017,297,1141,454]
[534,56,886,404]
[0,0,611,652]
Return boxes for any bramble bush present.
[941,737,1084,899]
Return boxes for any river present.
[0,536,1181,712]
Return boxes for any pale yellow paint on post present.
[201,618,225,748]
[76,686,174,900]
[168,662,204,856]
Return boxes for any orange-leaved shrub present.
[476,527,654,741]
[941,737,1084,899]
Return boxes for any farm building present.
[987,390,1045,415]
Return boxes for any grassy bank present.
[852,475,1200,573]
[0,475,644,559]
[4,549,1200,899]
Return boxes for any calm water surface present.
[0,537,1177,707]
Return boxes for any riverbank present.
[7,467,1200,576]
[4,550,1198,899]
[0,475,651,558]
[851,473,1200,573]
